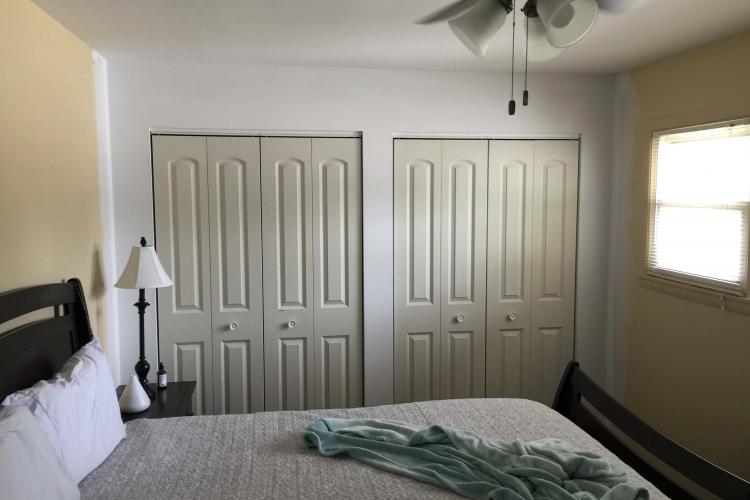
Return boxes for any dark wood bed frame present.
[553,362,750,499]
[1,279,748,498]
[0,279,92,401]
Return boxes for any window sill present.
[639,274,750,316]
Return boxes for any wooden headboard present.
[0,278,93,401]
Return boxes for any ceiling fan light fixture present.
[448,0,511,58]
[537,0,598,48]
[526,16,567,62]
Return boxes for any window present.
[648,120,750,294]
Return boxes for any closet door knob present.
[507,312,517,321]
[456,314,465,323]
[229,322,239,331]
[287,320,296,329]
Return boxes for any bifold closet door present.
[394,139,488,402]
[153,135,213,415]
[439,140,487,399]
[486,139,578,404]
[485,140,534,399]
[261,137,363,410]
[206,137,264,414]
[393,140,442,403]
[261,137,315,411]
[312,138,363,409]
[529,140,578,405]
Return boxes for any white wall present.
[106,59,615,405]
[93,51,120,381]
[606,72,635,402]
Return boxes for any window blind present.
[648,120,750,292]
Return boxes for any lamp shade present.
[115,245,173,289]
[526,17,567,62]
[449,0,509,58]
[537,0,598,48]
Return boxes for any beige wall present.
[617,30,750,479]
[0,0,105,345]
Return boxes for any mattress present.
[79,398,666,499]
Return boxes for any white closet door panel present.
[207,136,264,414]
[174,342,207,414]
[530,140,578,405]
[262,137,314,411]
[312,138,362,409]
[153,135,213,415]
[394,140,442,403]
[217,339,251,414]
[319,336,349,408]
[440,140,487,399]
[486,329,525,397]
[405,332,437,402]
[278,337,309,410]
[486,140,533,398]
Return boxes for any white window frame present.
[646,118,750,297]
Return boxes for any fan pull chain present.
[523,12,529,106]
[509,0,516,115]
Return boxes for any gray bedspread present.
[79,398,666,499]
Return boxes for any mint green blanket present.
[304,418,648,500]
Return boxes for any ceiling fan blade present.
[596,0,653,12]
[415,0,482,25]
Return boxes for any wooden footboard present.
[553,361,750,499]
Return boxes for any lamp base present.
[119,374,151,414]
[135,357,156,400]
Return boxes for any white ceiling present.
[33,0,750,74]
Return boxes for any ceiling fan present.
[417,0,652,114]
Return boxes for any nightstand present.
[116,381,196,423]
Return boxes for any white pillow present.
[0,405,80,500]
[2,338,126,483]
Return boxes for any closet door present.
[153,135,213,415]
[312,138,363,409]
[439,140,487,399]
[529,140,578,405]
[206,137,264,414]
[486,141,534,398]
[261,137,315,411]
[394,140,442,403]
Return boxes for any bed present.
[1,279,748,499]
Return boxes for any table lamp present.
[115,236,173,400]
